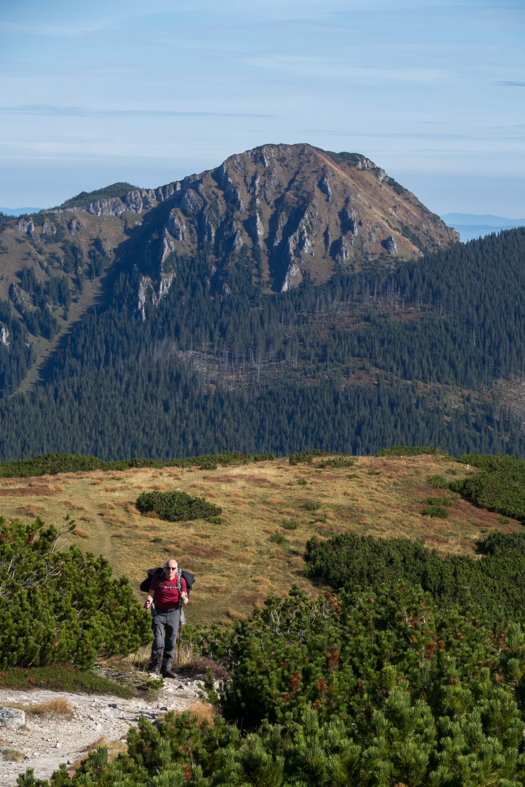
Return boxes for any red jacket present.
[150,572,187,611]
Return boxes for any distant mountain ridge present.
[0,207,41,217]
[442,213,525,243]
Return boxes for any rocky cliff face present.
[99,143,457,305]
[2,143,459,334]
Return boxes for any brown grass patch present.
[223,571,235,578]
[72,528,89,539]
[185,546,214,558]
[0,486,57,497]
[263,528,276,535]
[183,701,216,725]
[1,479,17,485]
[90,480,103,486]
[231,554,247,562]
[113,532,125,538]
[80,515,93,522]
[72,504,86,511]
[266,497,286,505]
[16,504,38,516]
[203,475,235,483]
[152,484,165,490]
[199,585,232,594]
[190,483,202,489]
[101,502,115,510]
[204,491,217,498]
[146,510,160,519]
[179,558,201,571]
[227,608,248,621]
[238,476,272,485]
[165,544,178,553]
[35,698,73,717]
[239,594,266,605]
[234,499,248,505]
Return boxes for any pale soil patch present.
[0,673,203,787]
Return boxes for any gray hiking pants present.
[150,607,181,670]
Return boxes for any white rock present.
[0,707,26,728]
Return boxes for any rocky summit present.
[5,143,458,316]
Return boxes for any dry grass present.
[227,608,248,621]
[2,748,24,762]
[0,486,57,497]
[183,701,216,725]
[72,528,90,539]
[0,453,518,626]
[3,698,73,717]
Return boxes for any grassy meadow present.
[0,454,520,627]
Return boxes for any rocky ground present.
[0,671,204,786]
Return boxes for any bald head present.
[163,560,178,577]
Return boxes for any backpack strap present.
[176,568,182,592]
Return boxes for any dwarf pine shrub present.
[136,490,222,522]
[0,517,151,669]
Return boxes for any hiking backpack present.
[140,566,196,597]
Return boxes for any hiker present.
[145,559,188,678]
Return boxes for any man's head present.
[164,560,178,578]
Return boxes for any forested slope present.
[0,209,524,460]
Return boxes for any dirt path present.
[0,672,204,787]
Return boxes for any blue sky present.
[1,0,524,216]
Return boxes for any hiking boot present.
[161,668,177,679]
[148,663,161,675]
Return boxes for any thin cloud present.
[245,56,447,83]
[0,104,271,118]
[499,80,525,87]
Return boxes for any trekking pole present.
[177,623,181,667]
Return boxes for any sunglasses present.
[166,567,178,571]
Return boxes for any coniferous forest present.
[1,222,525,460]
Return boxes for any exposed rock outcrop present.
[0,323,9,347]
[16,219,34,237]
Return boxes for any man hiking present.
[145,559,188,678]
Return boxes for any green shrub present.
[427,474,450,488]
[281,519,299,530]
[499,516,510,525]
[422,496,452,507]
[0,664,134,697]
[297,477,308,485]
[136,490,222,522]
[367,470,381,476]
[0,451,257,478]
[319,457,356,469]
[268,533,286,544]
[254,453,275,461]
[421,504,449,518]
[206,516,223,525]
[302,501,320,511]
[376,445,440,457]
[304,531,525,623]
[0,517,151,670]
[289,449,327,466]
